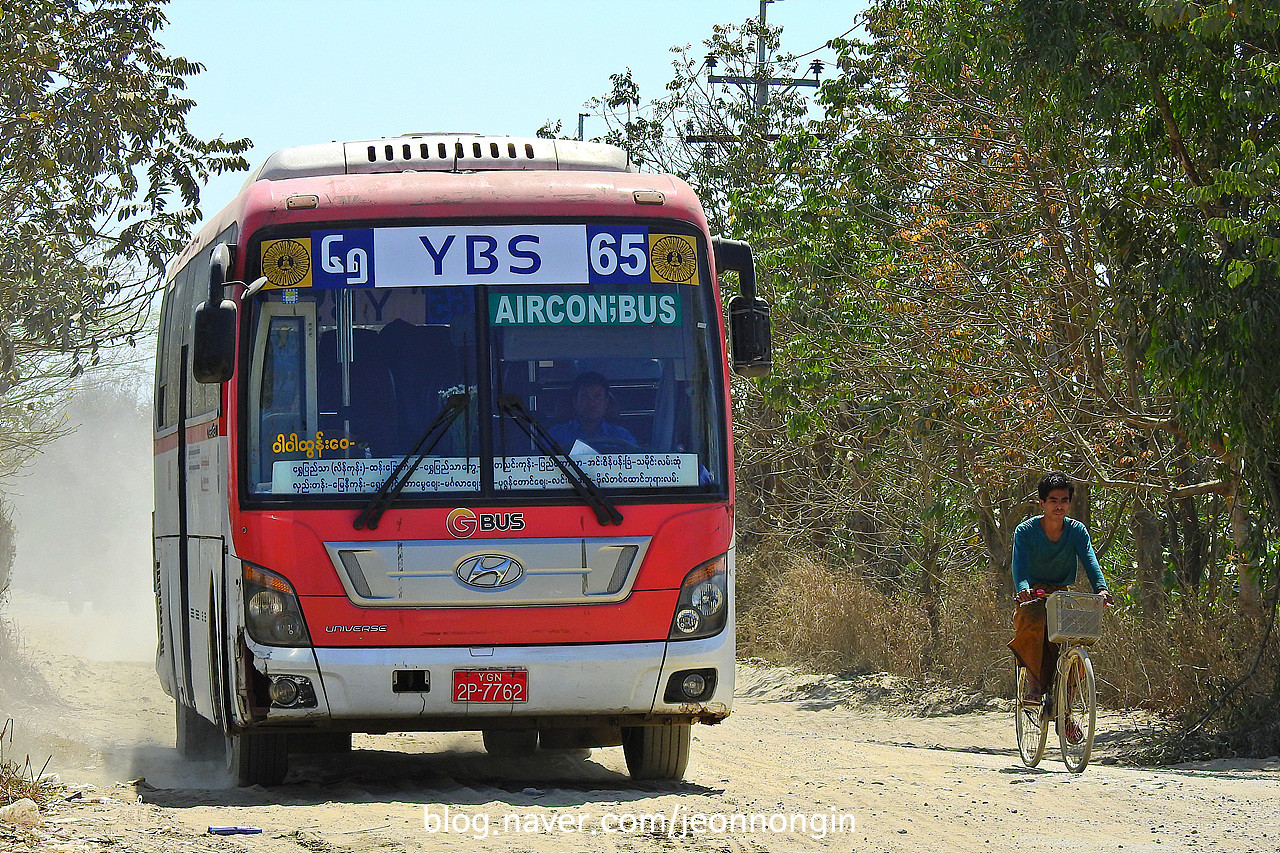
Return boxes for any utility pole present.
[754,0,772,110]
[689,0,824,145]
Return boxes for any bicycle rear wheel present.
[1015,664,1048,767]
[1057,647,1096,773]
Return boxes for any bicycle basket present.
[1046,591,1105,645]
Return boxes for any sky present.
[159,0,862,226]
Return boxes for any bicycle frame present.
[1014,591,1103,772]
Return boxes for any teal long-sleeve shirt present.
[1011,516,1107,593]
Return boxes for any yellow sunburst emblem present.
[261,238,313,288]
[649,234,698,285]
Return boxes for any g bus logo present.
[446,508,478,538]
[446,508,526,538]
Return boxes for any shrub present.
[737,546,1279,727]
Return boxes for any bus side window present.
[181,227,235,418]
[156,285,179,430]
[181,260,208,416]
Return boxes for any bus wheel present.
[226,730,289,786]
[174,700,221,759]
[482,729,538,756]
[622,724,690,781]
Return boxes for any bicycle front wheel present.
[1015,664,1048,767]
[1056,647,1096,773]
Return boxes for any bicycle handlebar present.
[1017,589,1111,606]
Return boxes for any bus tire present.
[175,700,221,759]
[482,729,539,756]
[622,724,690,781]
[227,730,289,786]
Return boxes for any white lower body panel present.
[253,629,733,727]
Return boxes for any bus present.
[154,133,770,785]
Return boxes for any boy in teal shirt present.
[1009,472,1113,701]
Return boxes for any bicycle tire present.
[1057,647,1096,773]
[1015,664,1048,767]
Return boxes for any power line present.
[790,24,858,60]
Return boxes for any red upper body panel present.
[168,166,736,648]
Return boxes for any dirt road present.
[3,592,1278,853]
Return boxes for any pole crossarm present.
[709,74,820,88]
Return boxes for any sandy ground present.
[2,591,1279,853]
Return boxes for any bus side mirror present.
[727,295,771,378]
[192,241,238,384]
[713,237,772,378]
[192,299,238,384]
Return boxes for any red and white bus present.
[154,134,770,785]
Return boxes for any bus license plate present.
[452,669,528,703]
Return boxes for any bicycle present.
[1014,590,1107,773]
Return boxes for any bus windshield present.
[244,223,726,501]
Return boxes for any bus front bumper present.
[246,632,733,730]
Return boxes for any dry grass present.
[737,548,1278,727]
[0,721,60,809]
[0,599,62,808]
[738,551,1013,692]
[738,551,927,677]
[1097,597,1275,711]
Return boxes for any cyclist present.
[1009,472,1113,720]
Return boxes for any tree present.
[0,0,249,475]
[811,1,1241,616]
[996,0,1280,754]
[548,13,852,557]
[995,1,1280,533]
[728,0,1269,686]
[549,3,1278,734]
[570,17,818,230]
[745,0,1277,750]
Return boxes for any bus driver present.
[550,372,638,451]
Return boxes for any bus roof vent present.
[343,135,631,174]
[247,135,632,184]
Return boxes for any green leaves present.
[0,0,250,472]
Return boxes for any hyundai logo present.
[455,554,524,589]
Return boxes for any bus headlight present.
[668,555,728,640]
[243,564,311,647]
[248,590,286,618]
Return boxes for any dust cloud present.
[0,365,171,787]
[5,372,155,661]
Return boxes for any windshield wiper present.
[496,394,623,527]
[353,393,471,531]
